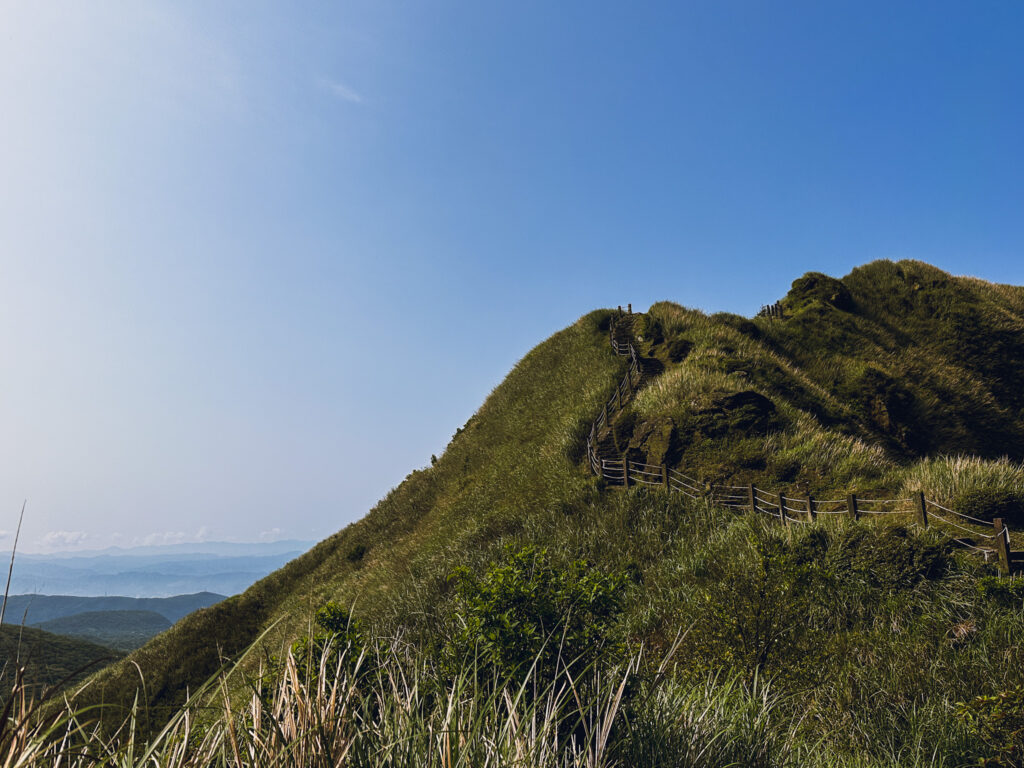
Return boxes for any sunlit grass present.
[57,260,1024,764]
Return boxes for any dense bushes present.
[446,545,631,683]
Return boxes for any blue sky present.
[2,2,1023,551]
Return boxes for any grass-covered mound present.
[62,260,1024,764]
[0,624,122,697]
[33,610,171,652]
[626,261,1024,513]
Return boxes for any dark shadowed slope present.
[1,625,123,696]
[33,610,172,651]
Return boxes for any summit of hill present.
[72,260,1024,762]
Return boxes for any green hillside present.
[0,624,123,697]
[33,610,171,651]
[72,260,1024,765]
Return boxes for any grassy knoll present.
[33,610,171,651]
[47,260,1024,765]
[0,624,122,697]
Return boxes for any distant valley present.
[1,541,313,673]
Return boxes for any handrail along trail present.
[585,307,1020,576]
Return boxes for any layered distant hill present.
[0,624,122,696]
[33,610,172,651]
[9,540,313,597]
[1,592,224,626]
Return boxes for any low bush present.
[447,545,630,683]
[956,686,1024,767]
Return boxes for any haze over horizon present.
[3,2,1023,553]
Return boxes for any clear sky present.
[2,2,1023,552]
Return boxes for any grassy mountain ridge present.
[71,261,1024,762]
[78,310,624,726]
[619,260,1024,506]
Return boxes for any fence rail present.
[585,306,1021,576]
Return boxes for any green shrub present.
[684,521,829,677]
[346,543,368,563]
[956,685,1024,767]
[447,545,630,682]
[827,524,951,589]
[784,272,854,313]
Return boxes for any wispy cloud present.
[317,76,363,104]
[259,527,282,541]
[133,526,212,547]
[40,530,88,549]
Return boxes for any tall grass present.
[2,640,652,767]
[5,603,1005,767]
[899,455,1024,505]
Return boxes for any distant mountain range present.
[35,540,313,559]
[1,592,225,626]
[7,540,313,597]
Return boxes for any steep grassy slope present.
[71,261,1024,763]
[78,310,624,727]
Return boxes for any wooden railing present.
[585,307,1021,576]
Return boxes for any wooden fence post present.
[994,518,1011,576]
[747,484,756,514]
[806,495,815,522]
[778,494,789,526]
[628,303,632,314]
[662,464,669,490]
[622,456,630,488]
[914,492,928,528]
[616,384,622,410]
[847,493,859,521]
[602,403,609,426]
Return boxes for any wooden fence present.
[585,307,1021,576]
